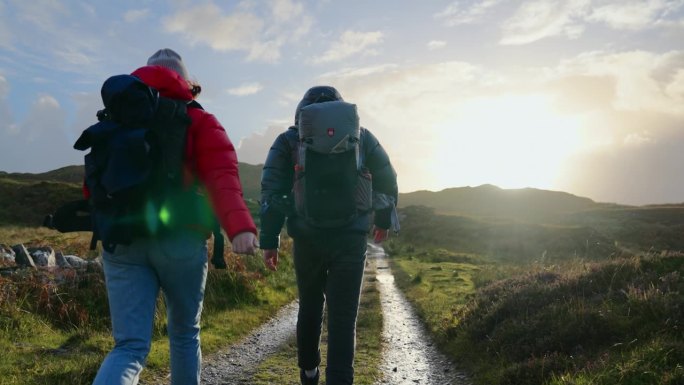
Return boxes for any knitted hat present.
[147,48,189,80]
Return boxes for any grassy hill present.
[398,184,617,222]
[0,163,263,227]
[0,165,85,185]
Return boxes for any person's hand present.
[231,232,259,255]
[263,249,279,271]
[373,226,389,244]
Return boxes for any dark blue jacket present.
[259,125,398,249]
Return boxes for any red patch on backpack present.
[327,128,335,137]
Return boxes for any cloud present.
[236,124,288,165]
[544,49,684,204]
[435,0,503,26]
[558,120,684,204]
[314,48,684,201]
[164,3,263,52]
[427,40,447,50]
[227,82,264,96]
[500,0,589,45]
[314,30,384,64]
[163,0,313,63]
[316,61,488,192]
[0,91,84,172]
[552,50,684,116]
[0,0,103,72]
[124,9,150,23]
[588,0,684,30]
[500,0,684,45]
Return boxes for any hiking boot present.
[300,368,320,385]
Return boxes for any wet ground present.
[201,244,471,384]
[368,243,470,385]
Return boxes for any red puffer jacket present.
[130,65,256,241]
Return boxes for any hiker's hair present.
[190,81,202,98]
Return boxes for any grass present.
[251,263,384,384]
[388,245,684,385]
[0,226,297,385]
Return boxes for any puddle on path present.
[368,243,471,385]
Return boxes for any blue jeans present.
[92,232,208,385]
[294,233,367,385]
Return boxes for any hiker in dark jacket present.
[260,86,398,385]
[92,48,258,385]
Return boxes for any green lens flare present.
[159,205,171,226]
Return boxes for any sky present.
[0,0,683,205]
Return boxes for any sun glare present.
[434,94,583,190]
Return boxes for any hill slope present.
[0,163,264,227]
[399,184,613,222]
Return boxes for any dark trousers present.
[294,233,367,385]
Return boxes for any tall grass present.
[0,227,297,385]
[391,249,684,385]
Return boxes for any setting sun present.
[433,93,583,190]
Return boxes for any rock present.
[11,244,35,268]
[55,251,71,268]
[28,247,56,267]
[0,244,15,263]
[64,255,88,269]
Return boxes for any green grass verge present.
[251,264,384,384]
[390,247,684,385]
[0,227,297,385]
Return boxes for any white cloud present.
[124,9,150,23]
[316,61,488,191]
[553,50,684,115]
[623,131,653,146]
[589,0,684,30]
[227,82,264,96]
[164,0,313,63]
[164,3,263,52]
[0,0,103,73]
[427,40,447,50]
[500,0,684,45]
[314,30,384,64]
[270,0,303,23]
[236,124,287,165]
[0,91,83,173]
[500,0,589,45]
[435,0,503,26]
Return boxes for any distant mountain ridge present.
[0,163,263,201]
[0,164,263,226]
[0,165,85,185]
[398,184,619,221]
[2,165,629,226]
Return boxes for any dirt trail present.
[368,243,471,385]
[200,301,299,384]
[201,243,471,384]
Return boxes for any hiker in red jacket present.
[92,48,258,385]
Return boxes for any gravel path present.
[200,243,471,384]
[368,243,471,385]
[200,301,299,384]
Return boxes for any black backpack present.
[73,74,200,252]
[293,101,372,228]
